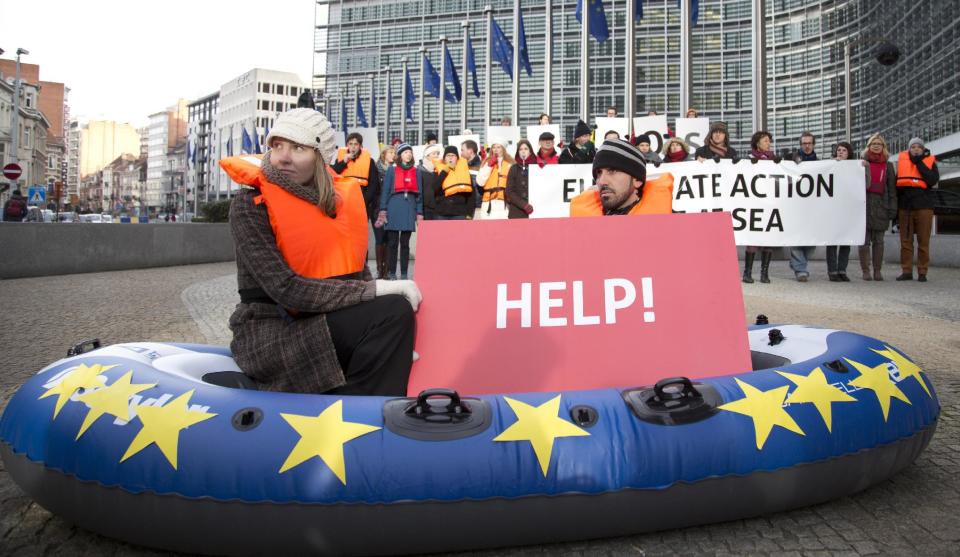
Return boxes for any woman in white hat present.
[475,141,514,219]
[219,108,421,395]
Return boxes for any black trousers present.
[325,295,414,397]
[386,230,413,278]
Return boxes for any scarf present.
[867,158,887,194]
[393,163,419,194]
[751,149,775,160]
[708,139,728,158]
[261,152,320,205]
[798,150,818,162]
[537,148,558,167]
[517,153,537,171]
[667,149,687,163]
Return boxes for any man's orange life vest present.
[220,155,368,279]
[335,147,372,187]
[437,157,474,197]
[569,172,674,217]
[482,161,512,202]
[896,151,936,189]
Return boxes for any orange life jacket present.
[896,151,936,189]
[569,172,674,217]
[437,157,474,197]
[482,160,512,202]
[219,155,368,280]
[335,148,372,187]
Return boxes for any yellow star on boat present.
[493,395,590,477]
[871,345,931,397]
[279,400,380,484]
[75,371,156,440]
[845,358,911,421]
[719,378,805,450]
[38,363,114,419]
[120,390,216,469]
[778,367,856,432]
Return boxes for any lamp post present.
[8,48,29,190]
[844,37,900,143]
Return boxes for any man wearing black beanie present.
[560,120,596,164]
[569,139,674,217]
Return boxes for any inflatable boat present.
[0,322,939,556]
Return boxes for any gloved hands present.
[487,156,499,167]
[375,279,422,311]
[523,204,534,215]
[375,211,387,228]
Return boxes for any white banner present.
[487,126,521,149]
[595,117,629,142]
[347,128,380,159]
[525,160,866,246]
[526,124,560,145]
[447,134,482,153]
[631,115,669,152]
[674,118,710,153]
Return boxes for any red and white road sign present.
[3,163,22,180]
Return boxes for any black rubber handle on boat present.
[653,377,699,402]
[407,388,469,417]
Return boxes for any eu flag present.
[443,43,462,102]
[636,0,644,20]
[677,0,699,24]
[576,0,610,43]
[466,33,481,98]
[424,53,457,103]
[404,67,416,121]
[518,10,533,77]
[490,17,514,78]
[357,94,368,127]
[241,126,253,155]
[252,125,262,154]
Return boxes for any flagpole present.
[544,1,552,115]
[626,0,636,136]
[511,0,520,125]
[384,66,392,143]
[400,57,408,142]
[484,5,493,132]
[461,22,470,133]
[439,37,448,145]
[751,0,767,131]
[418,47,426,144]
[369,73,376,133]
[354,83,360,128]
[680,0,693,117]
[580,0,590,122]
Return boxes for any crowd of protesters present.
[333,109,942,283]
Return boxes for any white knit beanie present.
[265,108,337,164]
[423,144,444,159]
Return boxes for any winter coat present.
[505,162,532,219]
[559,142,596,164]
[380,165,424,231]
[419,164,441,219]
[332,156,381,220]
[640,151,663,164]
[693,144,739,161]
[433,168,476,218]
[864,162,898,231]
[3,194,28,221]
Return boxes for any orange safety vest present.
[220,155,368,279]
[437,157,474,196]
[896,151,936,189]
[335,148,372,187]
[569,173,674,217]
[482,161,512,202]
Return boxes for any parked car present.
[58,213,77,223]
[80,214,103,223]
[100,214,114,223]
[25,208,55,222]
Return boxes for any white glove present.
[375,279,422,311]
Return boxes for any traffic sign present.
[3,163,22,180]
[27,186,46,206]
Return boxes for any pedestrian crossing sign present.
[28,186,45,206]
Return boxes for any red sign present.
[3,163,22,180]
[409,212,752,396]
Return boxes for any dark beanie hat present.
[574,120,591,139]
[635,134,652,145]
[426,131,439,143]
[443,145,459,157]
[593,139,647,183]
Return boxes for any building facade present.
[78,120,141,179]
[146,100,188,212]
[0,78,50,197]
[314,0,959,153]
[186,92,220,210]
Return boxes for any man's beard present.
[599,186,631,211]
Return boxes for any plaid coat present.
[228,155,375,393]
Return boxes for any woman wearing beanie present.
[220,108,421,396]
[559,120,596,164]
[418,144,444,220]
[378,143,423,279]
[859,135,898,281]
[741,131,777,284]
[432,146,476,220]
[694,122,739,161]
[476,142,514,219]
[661,137,692,163]
[506,139,536,218]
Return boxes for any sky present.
[0,0,315,126]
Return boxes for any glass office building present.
[313,0,959,153]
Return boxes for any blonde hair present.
[378,146,396,165]
[313,150,338,217]
[863,133,889,160]
[486,142,516,166]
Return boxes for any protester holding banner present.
[432,146,475,220]
[823,142,855,281]
[686,108,699,118]
[791,131,819,163]
[536,132,559,166]
[635,135,662,164]
[741,131,778,284]
[419,144,444,220]
[476,142,514,219]
[538,113,552,125]
[787,132,819,282]
[223,108,419,396]
[379,144,424,280]
[559,120,596,164]
[694,122,739,161]
[661,137,693,163]
[896,137,940,282]
[506,139,536,219]
[569,139,673,217]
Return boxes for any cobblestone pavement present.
[1,261,958,556]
